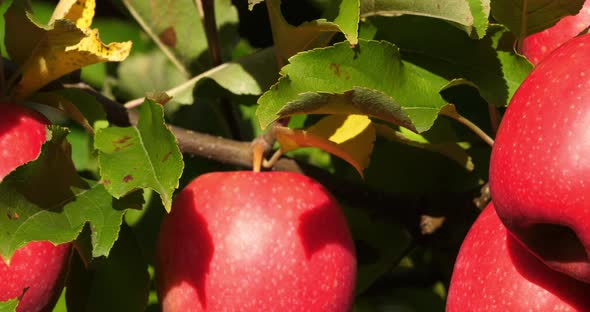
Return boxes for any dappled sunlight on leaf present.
[275,114,375,177]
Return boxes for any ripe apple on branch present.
[447,203,590,311]
[491,33,590,284]
[0,104,71,312]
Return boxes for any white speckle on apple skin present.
[447,204,590,311]
[0,104,48,181]
[0,104,71,312]
[157,171,356,311]
[490,34,590,283]
[523,3,590,66]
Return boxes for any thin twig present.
[194,0,242,140]
[73,83,479,244]
[123,62,230,109]
[195,0,223,67]
[487,103,501,135]
[440,108,494,147]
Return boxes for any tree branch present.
[72,84,477,238]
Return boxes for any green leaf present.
[257,39,449,132]
[94,99,184,212]
[491,0,585,37]
[370,15,532,106]
[0,126,142,261]
[360,0,490,39]
[121,0,238,74]
[0,298,18,312]
[66,225,150,312]
[116,50,190,104]
[267,0,359,62]
[119,48,279,106]
[196,47,279,96]
[0,0,14,57]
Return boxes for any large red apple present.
[489,34,590,283]
[522,0,590,65]
[0,103,71,312]
[156,171,356,311]
[447,203,590,311]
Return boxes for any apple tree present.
[0,0,588,311]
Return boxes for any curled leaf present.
[275,114,375,177]
[5,0,132,98]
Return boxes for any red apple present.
[0,103,71,312]
[522,1,590,65]
[489,33,590,284]
[447,203,590,311]
[156,171,356,311]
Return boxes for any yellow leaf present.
[50,0,95,29]
[5,0,132,99]
[275,114,375,177]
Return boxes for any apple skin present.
[0,103,71,312]
[0,242,71,312]
[156,171,356,311]
[489,34,590,283]
[447,203,590,311]
[0,103,48,179]
[522,0,590,65]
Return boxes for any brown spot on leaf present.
[162,152,172,162]
[113,136,132,145]
[103,179,111,186]
[159,27,177,48]
[13,212,18,219]
[330,63,341,77]
[6,212,11,220]
[123,175,134,183]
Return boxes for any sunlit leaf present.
[370,16,532,106]
[257,39,449,132]
[5,0,131,98]
[0,298,18,312]
[118,48,278,106]
[275,114,375,176]
[94,99,184,212]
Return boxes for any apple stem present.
[263,149,284,169]
[487,103,501,135]
[440,109,494,147]
[250,127,277,172]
